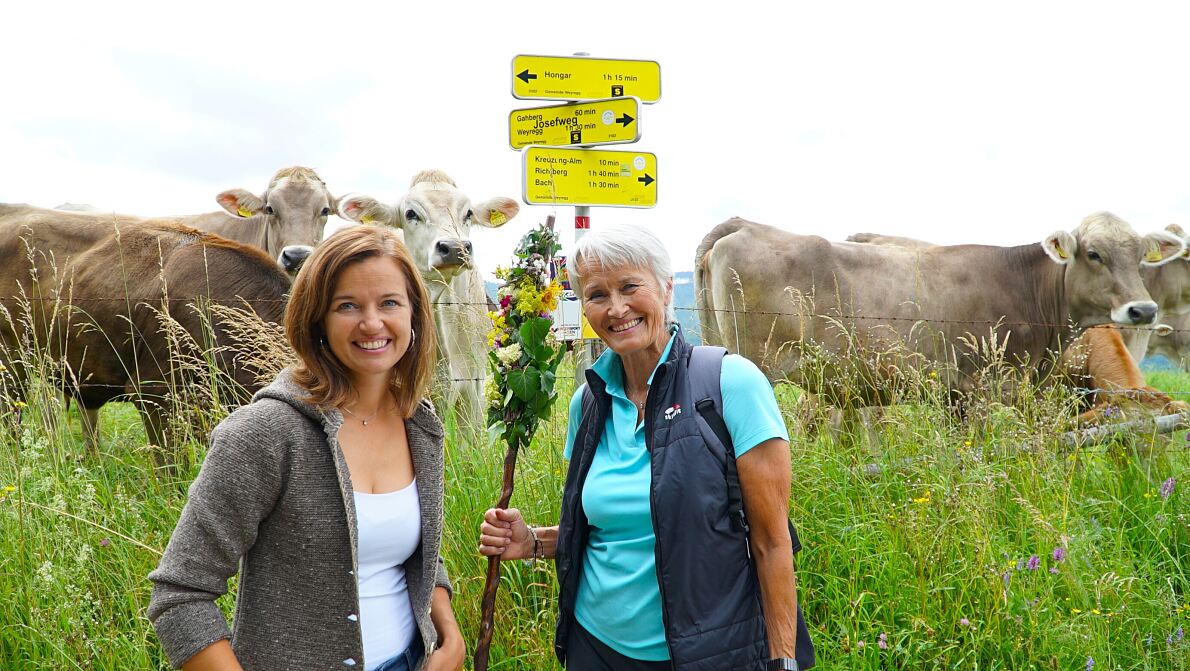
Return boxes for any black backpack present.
[689,346,816,668]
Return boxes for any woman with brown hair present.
[149,225,464,671]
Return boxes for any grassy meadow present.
[1,333,1188,670]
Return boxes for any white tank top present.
[354,479,421,671]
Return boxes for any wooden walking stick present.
[474,217,565,670]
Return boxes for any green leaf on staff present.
[508,368,541,403]
[520,318,554,360]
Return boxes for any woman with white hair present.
[479,224,814,670]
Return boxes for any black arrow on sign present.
[638,174,655,187]
[616,113,635,127]
[516,69,537,84]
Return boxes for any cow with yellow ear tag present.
[337,170,520,432]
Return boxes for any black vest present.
[555,329,773,670]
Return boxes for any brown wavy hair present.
[285,225,436,417]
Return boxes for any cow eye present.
[1087,250,1102,262]
[265,205,275,215]
[465,209,473,221]
[321,207,331,217]
[405,209,420,222]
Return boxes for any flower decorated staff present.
[474,215,565,671]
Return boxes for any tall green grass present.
[1,346,1187,669]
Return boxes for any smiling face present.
[322,256,414,388]
[578,260,673,360]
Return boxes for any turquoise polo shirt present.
[563,336,790,661]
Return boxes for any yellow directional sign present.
[509,97,641,150]
[512,55,661,103]
[523,146,657,208]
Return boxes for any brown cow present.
[846,229,1187,422]
[696,213,1183,411]
[0,204,291,461]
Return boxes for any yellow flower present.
[3,486,14,493]
[13,401,27,410]
[1091,609,1102,615]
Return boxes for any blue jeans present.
[373,636,424,671]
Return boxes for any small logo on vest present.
[664,404,681,420]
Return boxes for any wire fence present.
[3,297,1190,395]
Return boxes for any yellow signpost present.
[522,146,658,208]
[512,55,661,103]
[509,97,640,150]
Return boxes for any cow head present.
[336,170,519,283]
[215,166,336,273]
[1136,223,1190,317]
[1042,211,1184,328]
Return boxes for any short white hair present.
[568,223,675,323]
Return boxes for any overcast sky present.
[5,1,1190,276]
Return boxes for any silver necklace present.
[342,404,386,426]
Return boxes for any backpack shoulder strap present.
[690,346,749,533]
[690,347,803,554]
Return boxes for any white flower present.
[496,343,522,367]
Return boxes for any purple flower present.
[1049,567,1060,575]
[1052,546,1066,563]
[857,640,865,649]
[1085,657,1094,671]
[1160,477,1176,500]
[959,617,970,627]
[1177,626,1185,643]
[1025,555,1040,571]
[878,632,888,650]
[1016,558,1025,571]
[99,538,110,548]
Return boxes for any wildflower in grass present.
[1052,546,1066,562]
[1144,632,1152,648]
[12,400,26,409]
[1049,567,1060,575]
[1177,626,1185,644]
[856,640,865,649]
[99,538,110,548]
[1155,513,1167,524]
[1160,477,1176,499]
[1085,657,1094,671]
[878,632,888,650]
[959,617,970,627]
[1025,555,1040,571]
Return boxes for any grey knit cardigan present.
[148,370,453,670]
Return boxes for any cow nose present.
[279,245,313,273]
[432,239,470,268]
[1127,302,1158,325]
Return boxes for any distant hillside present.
[485,270,702,344]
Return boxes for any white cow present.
[337,170,518,431]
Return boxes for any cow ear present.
[1141,230,1186,267]
[217,189,264,219]
[1165,224,1190,257]
[337,194,395,226]
[474,197,519,228]
[1042,230,1077,265]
